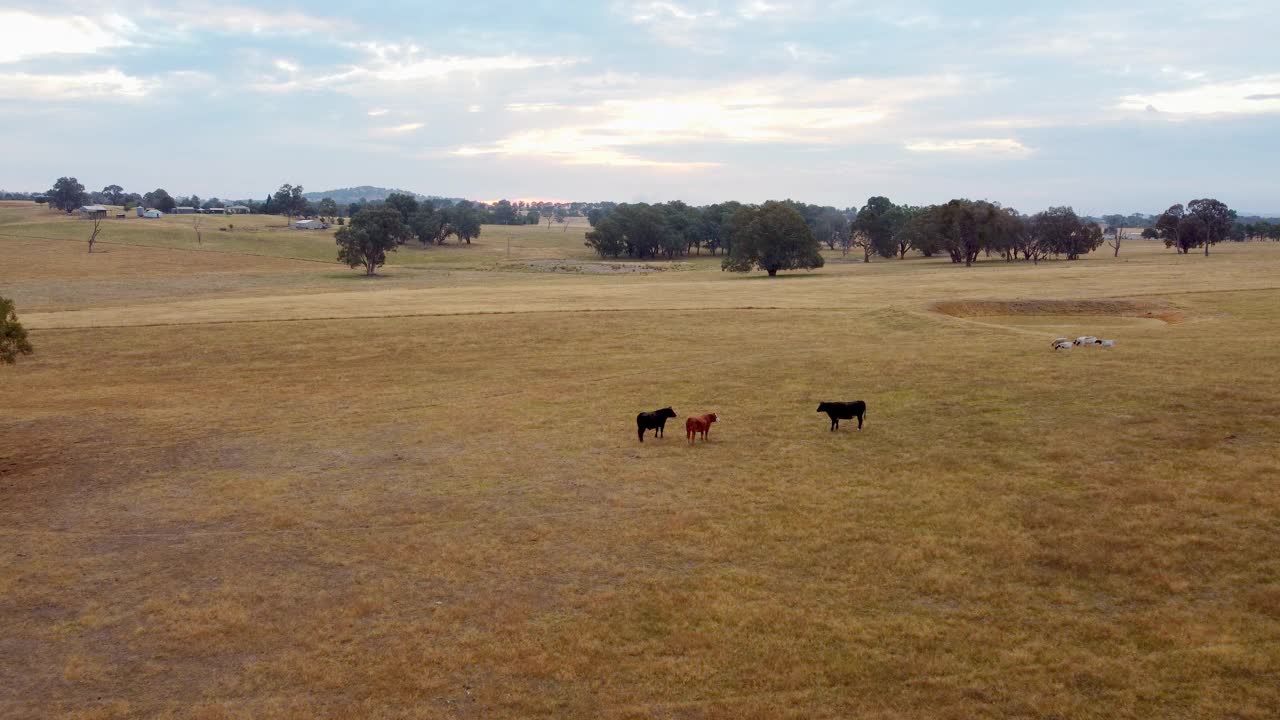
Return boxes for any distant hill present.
[303,186,463,205]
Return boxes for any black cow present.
[637,407,677,442]
[817,401,867,431]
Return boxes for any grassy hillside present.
[2,200,1279,718]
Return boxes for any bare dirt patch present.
[517,260,672,274]
[932,298,1185,323]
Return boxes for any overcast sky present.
[2,1,1278,214]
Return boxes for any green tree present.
[722,201,825,277]
[584,217,627,257]
[933,199,988,266]
[491,200,519,225]
[273,184,306,223]
[451,201,483,244]
[143,188,176,212]
[853,196,904,262]
[48,177,87,211]
[813,207,848,251]
[101,184,125,205]
[890,205,926,258]
[1187,198,1236,256]
[317,198,339,218]
[384,192,419,224]
[336,207,410,276]
[408,206,448,246]
[0,296,34,364]
[1029,206,1104,260]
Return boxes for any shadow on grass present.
[735,271,829,281]
[322,272,399,281]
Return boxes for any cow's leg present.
[857,414,863,430]
[638,425,645,442]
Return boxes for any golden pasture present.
[2,203,1278,718]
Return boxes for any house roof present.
[79,204,108,212]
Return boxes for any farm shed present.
[77,204,108,219]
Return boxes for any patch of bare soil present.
[932,299,1185,323]
[519,260,670,274]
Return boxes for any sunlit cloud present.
[738,0,785,19]
[1116,75,1280,115]
[274,59,300,73]
[904,138,1032,155]
[335,44,576,82]
[366,108,389,116]
[455,72,980,168]
[139,6,340,35]
[0,69,154,100]
[454,128,718,170]
[374,122,425,135]
[618,0,735,50]
[0,11,135,63]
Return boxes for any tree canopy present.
[143,188,176,212]
[1,296,34,365]
[273,184,307,219]
[1187,198,1236,256]
[335,207,410,275]
[722,201,825,276]
[48,177,87,211]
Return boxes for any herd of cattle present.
[1052,336,1116,351]
[635,335,1115,444]
[636,401,867,444]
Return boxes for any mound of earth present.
[520,260,668,274]
[932,299,1184,323]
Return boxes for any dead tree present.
[1107,227,1123,257]
[87,216,102,253]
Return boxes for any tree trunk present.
[767,268,777,277]
[1204,241,1210,256]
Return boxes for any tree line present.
[580,195,1264,270]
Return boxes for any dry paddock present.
[2,228,1280,718]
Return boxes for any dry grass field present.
[2,202,1279,718]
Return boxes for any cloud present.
[0,10,135,63]
[904,138,1031,156]
[737,0,785,19]
[373,122,425,136]
[252,44,576,94]
[138,6,340,35]
[338,43,577,83]
[452,74,968,168]
[274,59,300,74]
[0,69,153,100]
[454,128,718,170]
[617,1,735,50]
[1116,75,1280,115]
[366,108,389,117]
